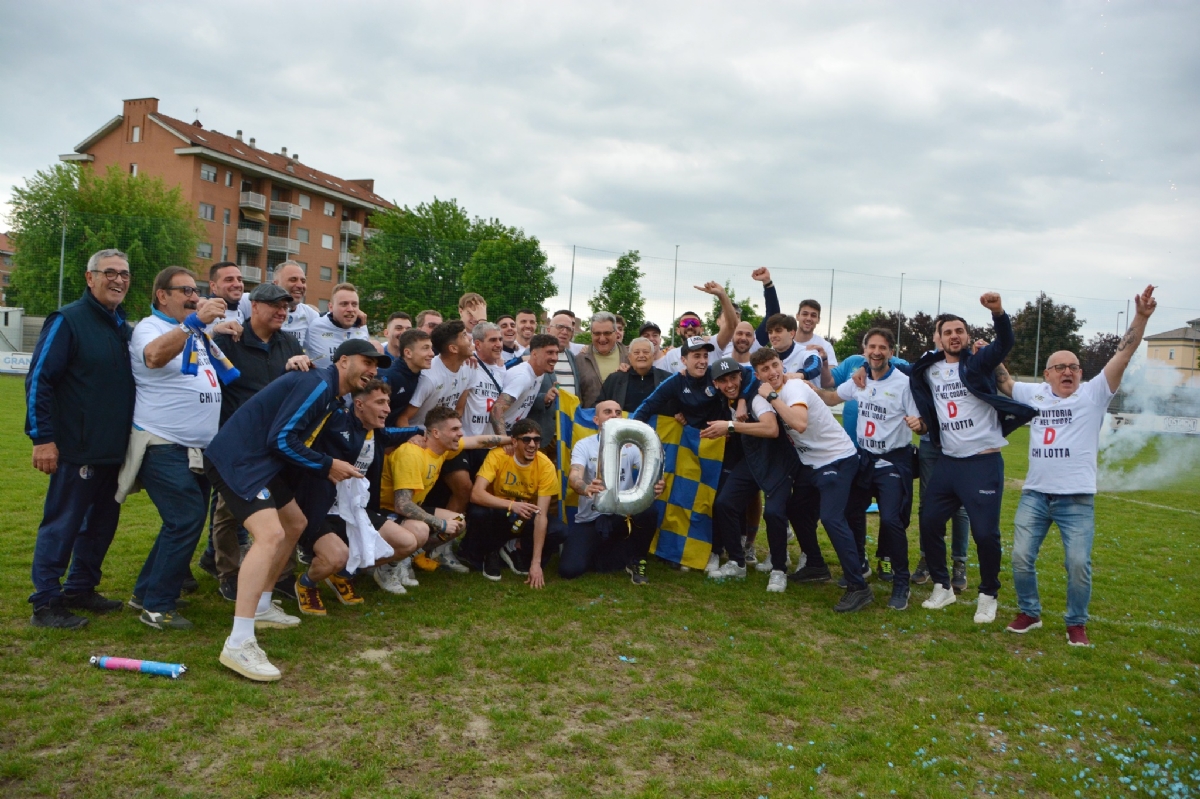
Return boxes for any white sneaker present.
[795,551,807,571]
[704,553,721,575]
[922,585,957,610]
[398,557,419,587]
[786,524,796,542]
[766,570,788,593]
[755,559,774,573]
[974,594,998,624]
[220,637,282,682]
[373,562,407,595]
[254,599,301,629]
[433,544,469,574]
[715,560,747,579]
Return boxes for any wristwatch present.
[767,391,779,401]
[727,420,735,434]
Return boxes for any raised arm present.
[1104,285,1157,392]
[751,267,779,346]
[695,281,739,351]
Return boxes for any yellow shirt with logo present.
[477,448,559,503]
[380,439,466,507]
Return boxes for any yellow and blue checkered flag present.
[555,390,724,570]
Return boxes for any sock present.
[229,616,256,647]
[298,572,317,588]
[337,569,353,579]
[255,591,272,614]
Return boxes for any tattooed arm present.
[993,361,1016,398]
[393,488,453,537]
[489,393,515,435]
[462,433,510,451]
[1104,285,1157,392]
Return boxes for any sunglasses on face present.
[679,319,701,328]
[516,436,542,444]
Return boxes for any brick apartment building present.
[59,97,393,310]
[0,232,13,306]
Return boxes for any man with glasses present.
[996,286,1157,647]
[25,249,136,628]
[575,311,629,409]
[547,310,580,398]
[415,310,443,335]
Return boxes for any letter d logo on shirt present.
[1043,427,1056,445]
[864,421,876,438]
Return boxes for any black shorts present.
[205,459,296,526]
[423,449,486,508]
[299,509,393,561]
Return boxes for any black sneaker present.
[951,560,968,594]
[140,609,194,630]
[219,576,238,602]
[273,574,298,602]
[198,550,219,579]
[877,558,894,583]
[912,555,930,585]
[887,586,910,611]
[626,559,649,586]
[483,551,503,582]
[499,547,529,576]
[833,586,874,613]
[31,601,89,629]
[180,572,199,594]
[128,596,189,611]
[789,564,833,583]
[62,590,123,614]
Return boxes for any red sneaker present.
[1005,613,1043,634]
[1066,625,1091,647]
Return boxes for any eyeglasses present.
[551,323,574,332]
[1047,363,1082,374]
[516,436,542,444]
[164,286,200,297]
[679,319,702,328]
[90,268,131,281]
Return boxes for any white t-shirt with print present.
[130,315,221,448]
[778,379,858,468]
[329,431,376,516]
[461,360,508,436]
[795,333,838,367]
[304,313,371,370]
[501,362,542,431]
[837,367,920,455]
[925,360,1007,458]
[1012,377,1114,495]
[407,355,472,426]
[571,434,642,524]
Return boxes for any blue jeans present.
[132,445,210,613]
[1011,490,1095,627]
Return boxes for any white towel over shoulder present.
[337,477,394,573]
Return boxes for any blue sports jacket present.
[206,364,345,499]
[631,365,758,429]
[909,312,1037,450]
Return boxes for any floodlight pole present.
[670,245,679,347]
[568,245,575,313]
[1033,294,1043,375]
[896,272,905,352]
[827,269,835,338]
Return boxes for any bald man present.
[238,261,319,345]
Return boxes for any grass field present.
[0,373,1197,798]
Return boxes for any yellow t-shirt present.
[477,448,559,503]
[594,348,622,382]
[381,439,466,507]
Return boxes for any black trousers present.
[559,507,658,579]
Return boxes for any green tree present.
[834,308,937,363]
[1008,293,1084,376]
[8,163,201,318]
[702,281,762,336]
[356,197,556,330]
[588,250,646,344]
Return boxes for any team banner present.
[555,390,725,569]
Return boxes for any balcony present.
[239,265,262,283]
[239,191,267,211]
[267,236,301,255]
[340,220,363,238]
[269,201,302,220]
[363,227,380,240]
[235,228,264,247]
[338,252,360,268]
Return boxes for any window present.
[299,194,311,210]
[200,163,218,182]
[318,299,329,313]
[297,228,310,244]
[197,242,213,259]
[198,203,215,221]
[295,261,307,274]
[320,267,333,282]
[321,234,334,250]
[131,125,141,143]
[225,171,233,187]
[1169,348,1175,361]
[223,209,231,224]
[129,163,138,176]
[324,201,336,217]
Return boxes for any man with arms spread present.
[305,282,371,369]
[562,401,664,584]
[25,248,136,628]
[205,339,386,680]
[998,286,1156,646]
[755,347,871,612]
[463,419,565,585]
[237,260,319,345]
[575,311,629,409]
[909,293,1036,623]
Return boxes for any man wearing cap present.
[638,322,664,361]
[632,336,756,429]
[204,283,311,600]
[205,338,390,681]
[654,283,738,374]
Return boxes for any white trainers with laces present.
[715,560,747,579]
[766,570,788,593]
[922,585,957,610]
[433,543,469,574]
[704,553,721,575]
[220,637,282,682]
[254,599,301,629]
[398,557,419,587]
[755,559,774,573]
[974,594,998,624]
[373,562,407,595]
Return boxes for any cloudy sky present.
[2,1,1197,340]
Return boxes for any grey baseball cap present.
[709,356,742,380]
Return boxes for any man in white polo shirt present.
[491,334,560,434]
[304,282,371,369]
[997,286,1156,647]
